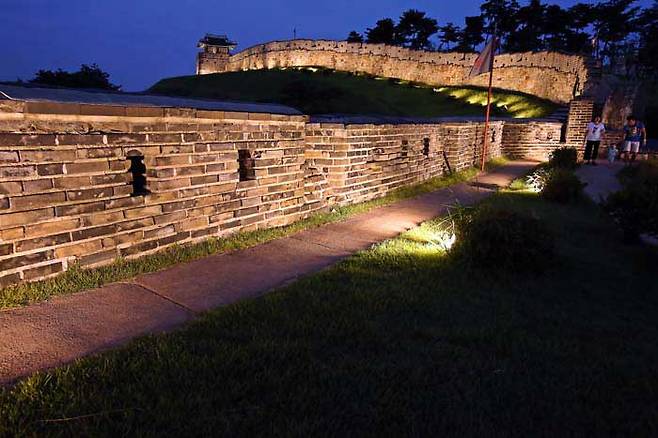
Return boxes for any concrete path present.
[576,161,624,203]
[0,161,535,384]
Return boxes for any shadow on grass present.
[1,191,657,436]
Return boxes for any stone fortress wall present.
[214,40,594,104]
[0,97,573,287]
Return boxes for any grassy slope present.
[148,68,557,118]
[1,189,657,436]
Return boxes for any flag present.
[469,38,497,78]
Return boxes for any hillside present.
[148,68,557,119]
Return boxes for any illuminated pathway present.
[0,161,535,385]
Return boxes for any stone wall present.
[566,99,595,145]
[305,121,503,205]
[0,99,564,287]
[0,102,308,287]
[208,40,593,104]
[502,121,563,161]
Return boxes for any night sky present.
[1,0,652,91]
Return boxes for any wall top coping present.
[231,39,590,73]
[234,39,588,60]
[309,114,562,126]
[0,83,304,117]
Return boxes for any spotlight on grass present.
[433,231,456,251]
[405,214,459,252]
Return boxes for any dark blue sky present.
[1,0,651,91]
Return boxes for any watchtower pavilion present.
[196,34,237,75]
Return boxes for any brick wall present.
[215,40,593,104]
[304,121,503,205]
[0,102,307,287]
[1,99,562,287]
[565,99,595,147]
[501,121,563,161]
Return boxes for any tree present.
[542,4,592,53]
[505,0,545,52]
[396,9,439,50]
[638,1,658,72]
[438,23,462,51]
[457,16,485,52]
[347,31,364,43]
[592,0,640,63]
[366,18,400,45]
[480,0,520,46]
[30,64,121,91]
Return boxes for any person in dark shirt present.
[622,115,647,163]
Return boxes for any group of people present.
[584,115,648,165]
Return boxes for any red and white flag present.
[469,38,497,78]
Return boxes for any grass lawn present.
[1,186,656,436]
[148,68,557,119]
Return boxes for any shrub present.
[524,166,552,192]
[548,146,578,170]
[542,169,585,203]
[450,205,555,274]
[604,161,658,239]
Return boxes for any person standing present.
[622,115,647,163]
[584,116,606,165]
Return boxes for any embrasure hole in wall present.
[238,149,256,181]
[423,138,430,157]
[401,140,409,157]
[126,150,150,196]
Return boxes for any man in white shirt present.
[584,116,606,165]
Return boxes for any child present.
[607,143,618,164]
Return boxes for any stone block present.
[11,192,66,210]
[65,161,109,174]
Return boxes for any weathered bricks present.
[0,97,568,288]
[65,161,109,174]
[0,134,57,146]
[11,192,66,210]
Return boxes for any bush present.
[548,146,578,170]
[524,165,552,192]
[604,161,658,239]
[542,169,585,203]
[451,206,555,274]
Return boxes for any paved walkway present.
[0,161,535,384]
[576,161,624,202]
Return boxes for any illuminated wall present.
[197,40,596,104]
[0,99,561,287]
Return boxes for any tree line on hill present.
[346,0,658,73]
[9,64,121,91]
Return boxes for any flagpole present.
[480,29,497,172]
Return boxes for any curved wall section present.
[219,40,593,104]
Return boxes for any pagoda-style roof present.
[198,34,237,49]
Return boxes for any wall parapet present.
[0,92,570,288]
[210,39,594,104]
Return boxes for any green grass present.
[1,186,657,436]
[0,166,483,310]
[148,68,557,118]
